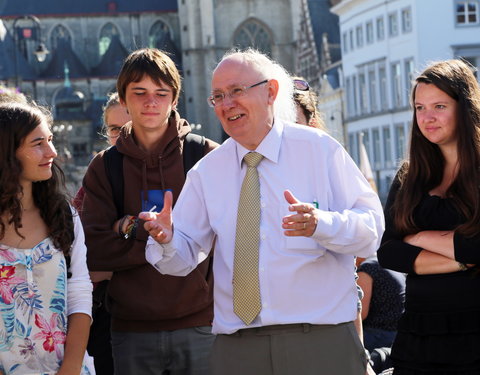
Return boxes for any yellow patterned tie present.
[233,151,264,325]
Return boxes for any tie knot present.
[243,152,263,168]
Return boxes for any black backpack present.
[103,132,206,218]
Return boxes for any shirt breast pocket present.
[285,236,326,256]
[278,206,326,257]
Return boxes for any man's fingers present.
[284,189,300,205]
[139,211,157,221]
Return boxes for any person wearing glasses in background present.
[101,92,132,146]
[72,92,131,375]
[292,77,325,130]
[140,48,384,375]
[73,92,131,210]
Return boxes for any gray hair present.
[219,48,296,123]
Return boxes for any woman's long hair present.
[393,59,480,237]
[0,102,74,255]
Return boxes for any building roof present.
[307,0,341,64]
[92,34,128,77]
[0,30,36,81]
[0,0,177,17]
[156,32,182,69]
[42,39,88,79]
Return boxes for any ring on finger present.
[303,222,307,230]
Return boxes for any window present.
[362,131,371,162]
[233,19,272,55]
[356,25,364,48]
[72,143,88,158]
[456,1,479,25]
[379,65,388,110]
[149,21,170,49]
[342,32,348,53]
[349,133,359,164]
[349,29,355,50]
[376,17,385,40]
[391,62,403,108]
[50,24,72,49]
[395,124,406,161]
[368,69,377,112]
[366,21,374,44]
[346,77,354,115]
[359,72,368,114]
[99,23,119,57]
[372,128,381,166]
[388,12,399,37]
[383,127,392,166]
[404,58,415,102]
[401,7,412,33]
[463,56,479,78]
[353,75,358,115]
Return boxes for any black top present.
[358,257,405,331]
[377,178,480,373]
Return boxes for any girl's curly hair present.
[0,102,74,256]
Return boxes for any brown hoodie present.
[81,111,218,331]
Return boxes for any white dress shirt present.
[146,119,384,334]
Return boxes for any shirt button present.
[263,303,268,308]
[261,234,266,240]
[261,202,266,208]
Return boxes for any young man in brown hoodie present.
[81,48,218,375]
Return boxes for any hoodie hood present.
[115,110,191,168]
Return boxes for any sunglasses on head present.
[293,79,310,91]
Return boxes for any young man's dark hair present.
[116,48,181,104]
[81,48,218,375]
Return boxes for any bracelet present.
[130,218,139,240]
[124,216,137,239]
[118,215,129,238]
[458,262,469,271]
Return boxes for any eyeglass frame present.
[100,124,123,139]
[207,79,269,107]
[293,79,310,92]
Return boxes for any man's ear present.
[267,79,279,104]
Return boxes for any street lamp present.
[12,15,50,88]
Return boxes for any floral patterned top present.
[0,211,93,375]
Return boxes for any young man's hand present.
[139,191,174,244]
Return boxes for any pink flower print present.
[0,248,17,262]
[33,313,66,358]
[0,265,24,304]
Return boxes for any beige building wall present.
[179,0,301,142]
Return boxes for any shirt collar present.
[234,119,284,167]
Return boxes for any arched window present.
[233,20,272,55]
[148,20,170,49]
[99,23,119,57]
[50,24,72,49]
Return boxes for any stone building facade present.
[0,0,341,156]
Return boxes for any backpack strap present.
[183,132,206,175]
[103,145,124,218]
[103,133,205,218]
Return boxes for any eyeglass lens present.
[294,79,309,91]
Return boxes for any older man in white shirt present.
[140,48,384,375]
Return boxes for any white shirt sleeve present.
[311,145,385,258]
[67,208,93,317]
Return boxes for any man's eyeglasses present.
[293,79,310,91]
[208,79,269,107]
